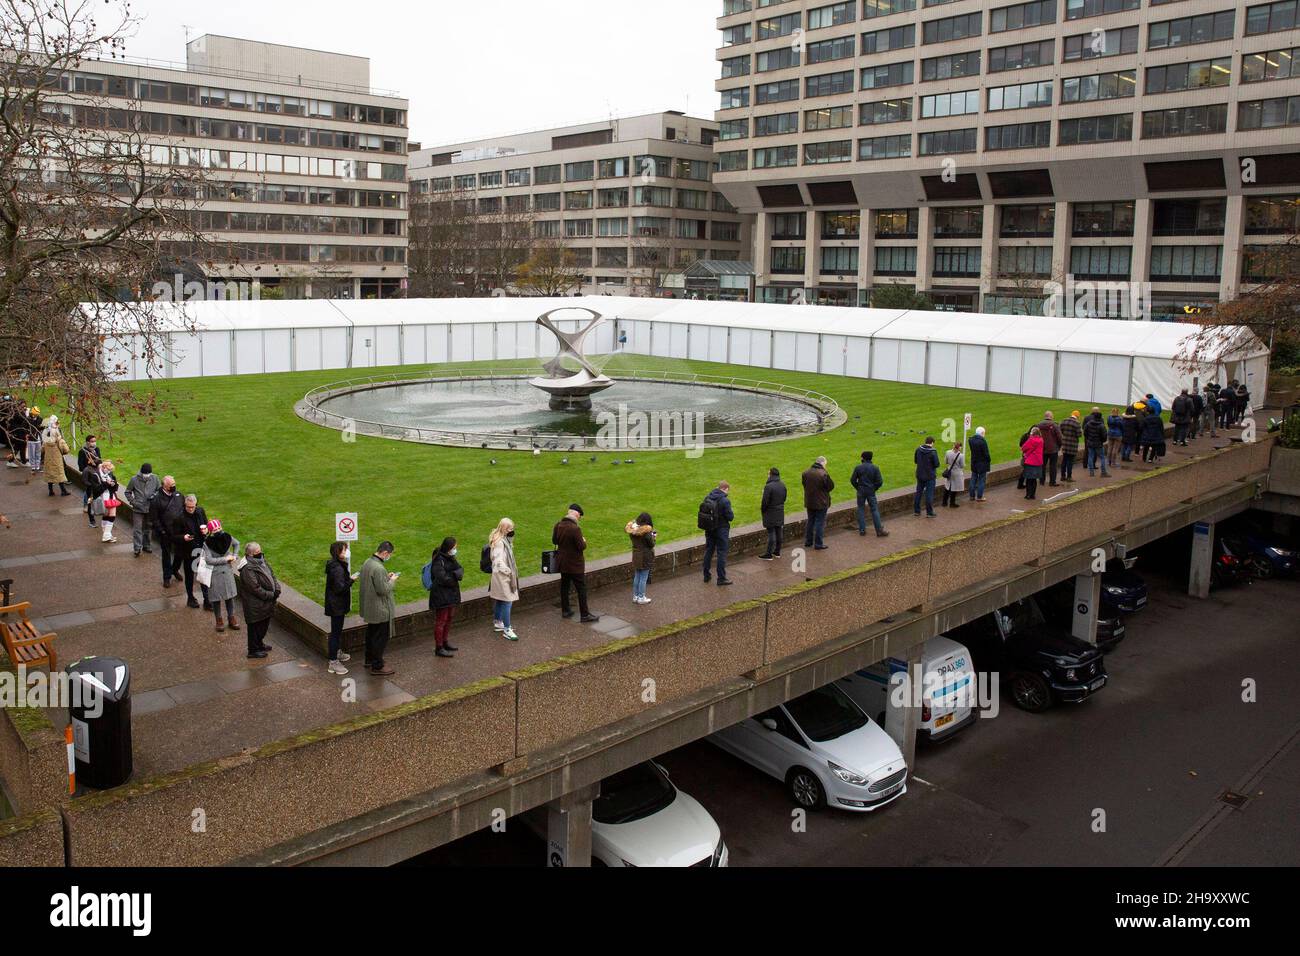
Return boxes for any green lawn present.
[94,356,1067,604]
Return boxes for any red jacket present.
[1021,435,1045,467]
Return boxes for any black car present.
[1039,580,1127,653]
[949,598,1108,713]
[1100,562,1149,615]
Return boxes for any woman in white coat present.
[488,518,520,642]
[942,443,966,509]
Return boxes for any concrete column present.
[1190,520,1214,600]
[804,210,822,298]
[1131,198,1154,299]
[1052,200,1071,285]
[544,784,598,867]
[1220,195,1245,302]
[883,642,924,770]
[979,201,997,300]
[1071,572,1102,645]
[915,206,934,294]
[860,207,875,303]
[753,211,772,292]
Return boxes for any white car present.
[589,761,728,867]
[708,684,909,812]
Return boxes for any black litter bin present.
[67,657,132,790]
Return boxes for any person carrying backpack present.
[699,481,735,586]
[487,519,520,641]
[425,537,463,658]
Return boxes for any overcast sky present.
[119,0,721,147]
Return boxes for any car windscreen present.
[592,762,676,825]
[997,599,1046,637]
[784,685,868,743]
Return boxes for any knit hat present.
[205,519,223,535]
[1071,410,1081,419]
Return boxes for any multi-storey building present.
[408,112,753,297]
[713,0,1300,316]
[61,35,409,299]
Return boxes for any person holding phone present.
[323,541,357,676]
[360,541,399,676]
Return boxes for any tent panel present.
[1022,349,1055,398]
[472,323,494,362]
[708,326,729,363]
[1057,352,1095,403]
[234,330,263,375]
[170,333,204,379]
[795,332,819,373]
[820,335,848,377]
[265,330,292,374]
[1094,355,1131,406]
[899,340,926,384]
[929,342,958,388]
[449,325,473,363]
[989,347,1022,395]
[873,339,901,381]
[956,344,987,391]
[773,331,798,371]
[688,325,710,362]
[845,337,870,378]
[426,326,449,365]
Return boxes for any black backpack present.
[479,544,493,575]
[697,495,719,532]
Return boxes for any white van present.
[837,637,978,743]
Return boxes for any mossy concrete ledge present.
[0,696,70,817]
[507,602,768,755]
[0,807,65,867]
[927,510,1048,600]
[60,677,517,867]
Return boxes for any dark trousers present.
[559,573,590,616]
[1044,452,1060,485]
[328,615,345,661]
[804,509,828,548]
[434,607,454,648]
[857,492,884,534]
[764,525,782,556]
[914,479,936,516]
[160,534,180,584]
[1025,478,1039,499]
[1061,453,1076,482]
[703,529,730,581]
[1174,422,1189,444]
[247,618,270,654]
[365,621,391,670]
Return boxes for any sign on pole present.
[335,513,359,544]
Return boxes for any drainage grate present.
[1220,790,1250,809]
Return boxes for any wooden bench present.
[0,603,58,673]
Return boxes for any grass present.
[88,355,1071,604]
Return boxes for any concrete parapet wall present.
[0,702,69,818]
[0,808,64,867]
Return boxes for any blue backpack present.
[421,560,434,591]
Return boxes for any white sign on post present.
[964,413,973,432]
[336,513,359,543]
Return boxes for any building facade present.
[61,35,409,299]
[713,0,1300,317]
[408,112,753,297]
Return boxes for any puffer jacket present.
[626,521,657,572]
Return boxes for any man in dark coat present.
[1171,389,1194,446]
[851,451,888,537]
[1119,408,1140,463]
[1035,413,1064,487]
[700,481,735,585]
[759,468,787,560]
[1084,409,1111,477]
[801,456,835,550]
[914,438,940,518]
[77,435,101,524]
[967,428,992,502]
[238,542,280,659]
[150,476,185,588]
[1139,408,1165,462]
[175,494,210,609]
[1214,388,1233,431]
[553,504,598,622]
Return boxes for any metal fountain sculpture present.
[530,308,614,411]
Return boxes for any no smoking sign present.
[336,513,359,543]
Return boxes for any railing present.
[297,364,845,451]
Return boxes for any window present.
[598,157,631,178]
[478,171,502,188]
[1238,95,1300,129]
[565,190,593,210]
[821,247,860,274]
[720,119,750,141]
[1061,69,1136,102]
[713,220,742,242]
[987,80,1053,110]
[921,90,980,117]
[923,12,982,44]
[757,47,802,72]
[823,211,861,238]
[805,139,853,163]
[1148,11,1236,49]
[721,55,751,79]
[875,246,918,275]
[987,121,1051,149]
[534,192,561,211]
[633,185,673,206]
[877,208,919,237]
[859,134,913,159]
[1150,246,1223,281]
[506,168,531,187]
[1246,1,1298,35]
[861,60,916,89]
[999,246,1053,277]
[1146,58,1231,93]
[633,217,670,237]
[771,247,807,273]
[864,0,917,16]
[990,0,1056,33]
[807,35,856,64]
[934,206,983,237]
[719,150,748,171]
[1063,26,1138,60]
[1142,103,1229,137]
[919,127,978,155]
[806,105,855,129]
[933,247,982,277]
[772,213,807,239]
[722,24,752,46]
[921,51,981,80]
[564,219,593,238]
[1070,245,1131,279]
[1001,204,1055,237]
[635,155,672,179]
[756,112,800,136]
[564,161,594,182]
[597,247,628,267]
[1153,199,1226,236]
[598,188,629,208]
[1073,201,1135,236]
[720,87,751,110]
[677,189,709,210]
[1065,0,1138,20]
[806,70,856,96]
[754,145,799,167]
[809,1,855,28]
[1243,47,1300,82]
[988,40,1054,72]
[862,24,916,54]
[860,98,913,125]
[535,165,561,185]
[758,12,802,39]
[756,79,800,103]
[534,220,561,239]
[1059,113,1133,144]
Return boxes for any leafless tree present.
[474,200,535,294]
[515,237,583,297]
[406,186,476,297]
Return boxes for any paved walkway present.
[0,424,1249,781]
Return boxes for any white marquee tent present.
[95,296,1271,406]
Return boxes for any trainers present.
[337,652,351,663]
[493,621,505,631]
[328,660,349,676]
[639,596,652,605]
[758,554,774,561]
[580,614,601,624]
[503,628,519,642]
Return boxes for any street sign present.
[964,413,973,431]
[336,513,359,543]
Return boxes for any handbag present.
[195,551,214,588]
[102,490,121,509]
[541,550,560,575]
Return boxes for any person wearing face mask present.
[427,537,463,659]
[77,435,101,525]
[488,519,520,642]
[359,541,400,676]
[238,542,280,660]
[323,541,358,676]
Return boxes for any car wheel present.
[1252,557,1274,581]
[787,768,826,810]
[1009,672,1052,713]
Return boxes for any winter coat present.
[238,555,281,624]
[41,435,69,483]
[968,435,991,474]
[1121,414,1140,445]
[428,551,464,610]
[626,521,657,573]
[323,557,355,617]
[915,445,941,483]
[125,472,161,513]
[551,516,587,575]
[945,451,966,492]
[1107,415,1124,439]
[175,506,209,550]
[703,488,735,533]
[1021,435,1045,467]
[150,490,186,539]
[202,535,241,603]
[77,444,100,473]
[1035,420,1063,456]
[851,462,884,498]
[760,477,787,529]
[1058,417,1083,457]
[488,537,520,603]
[359,555,397,626]
[86,468,119,516]
[1171,395,1194,425]
[1084,414,1108,449]
[801,464,835,512]
[1139,413,1166,446]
